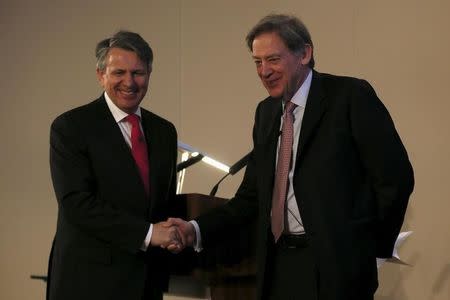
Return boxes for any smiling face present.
[96,47,151,113]
[252,31,311,100]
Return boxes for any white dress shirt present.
[278,69,312,234]
[104,92,153,250]
[191,70,313,250]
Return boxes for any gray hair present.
[246,14,315,68]
[95,30,153,71]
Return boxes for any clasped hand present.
[150,218,195,253]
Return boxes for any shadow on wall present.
[432,263,450,299]
[375,252,419,300]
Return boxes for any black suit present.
[47,95,178,300]
[196,71,414,300]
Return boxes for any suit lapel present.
[259,99,283,214]
[262,99,283,146]
[94,97,138,170]
[141,111,160,216]
[94,97,150,204]
[296,71,327,165]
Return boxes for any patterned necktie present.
[271,101,297,242]
[126,114,150,196]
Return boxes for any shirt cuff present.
[189,220,203,252]
[140,223,153,251]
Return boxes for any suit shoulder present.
[314,72,381,110]
[317,71,375,93]
[52,97,103,127]
[141,108,177,133]
[256,95,279,111]
[258,95,275,105]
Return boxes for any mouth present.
[118,89,138,97]
[264,78,281,88]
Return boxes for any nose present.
[123,73,137,88]
[260,61,273,78]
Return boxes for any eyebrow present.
[252,53,281,60]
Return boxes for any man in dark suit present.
[48,31,181,300]
[168,14,414,300]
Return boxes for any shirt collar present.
[104,91,142,123]
[289,69,312,108]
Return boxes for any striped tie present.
[271,101,297,242]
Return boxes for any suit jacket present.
[196,71,414,300]
[47,95,178,300]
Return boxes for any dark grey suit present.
[196,71,414,300]
[48,95,178,300]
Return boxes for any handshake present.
[150,218,196,253]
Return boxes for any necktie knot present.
[126,114,144,141]
[284,101,297,114]
[126,114,140,127]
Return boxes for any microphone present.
[30,275,48,282]
[229,151,252,175]
[209,150,252,196]
[176,154,204,172]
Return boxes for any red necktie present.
[271,101,297,242]
[126,114,150,195]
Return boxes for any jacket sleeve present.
[195,103,262,247]
[50,113,150,254]
[350,80,414,257]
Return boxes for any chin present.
[265,86,283,98]
[268,91,283,98]
[118,102,139,113]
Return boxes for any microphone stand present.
[209,150,252,197]
[209,173,230,196]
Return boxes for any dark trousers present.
[142,289,162,300]
[264,234,318,300]
[142,275,163,300]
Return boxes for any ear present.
[300,44,313,66]
[147,64,153,75]
[96,67,105,87]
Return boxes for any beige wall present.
[1,0,449,299]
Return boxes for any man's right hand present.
[165,218,196,253]
[150,221,182,251]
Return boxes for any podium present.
[170,193,257,300]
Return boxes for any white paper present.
[376,231,413,268]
